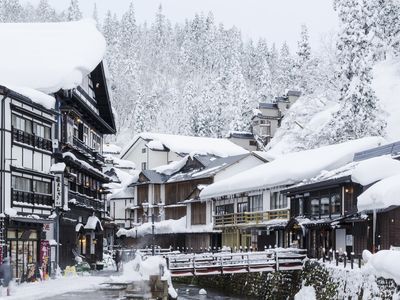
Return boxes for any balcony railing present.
[12,190,53,208]
[12,128,52,151]
[214,209,289,227]
[69,191,104,211]
[72,137,105,163]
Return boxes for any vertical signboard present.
[40,240,50,280]
[54,175,62,207]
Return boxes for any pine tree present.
[65,0,82,21]
[35,0,57,22]
[0,0,23,22]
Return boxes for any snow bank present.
[357,174,400,211]
[116,216,214,237]
[121,132,248,158]
[111,253,177,299]
[201,137,384,198]
[294,285,316,300]
[351,155,400,186]
[154,156,188,175]
[372,58,400,142]
[0,19,106,94]
[363,250,400,284]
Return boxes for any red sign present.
[40,240,50,280]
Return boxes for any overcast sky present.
[23,0,339,51]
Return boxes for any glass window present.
[331,192,341,215]
[142,148,146,153]
[320,197,330,215]
[237,201,248,213]
[311,199,319,216]
[141,162,147,170]
[249,194,263,212]
[216,204,234,215]
[24,119,32,134]
[33,180,51,194]
[12,176,31,192]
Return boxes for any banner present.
[40,240,50,280]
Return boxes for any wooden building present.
[0,86,56,280]
[54,62,116,268]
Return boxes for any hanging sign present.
[54,175,62,207]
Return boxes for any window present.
[270,192,287,209]
[311,199,319,216]
[249,140,257,146]
[91,132,101,151]
[320,197,330,215]
[33,123,51,139]
[33,181,51,194]
[83,126,89,144]
[249,194,263,212]
[142,148,146,153]
[216,204,234,215]
[237,201,248,213]
[141,162,147,170]
[331,192,341,215]
[12,176,31,192]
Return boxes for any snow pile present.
[351,155,400,186]
[294,285,316,300]
[49,162,66,173]
[363,250,400,284]
[201,137,384,198]
[116,216,214,237]
[372,58,400,142]
[358,174,400,211]
[106,168,140,199]
[266,92,340,156]
[121,132,248,158]
[154,156,188,175]
[111,253,177,298]
[0,19,105,94]
[103,143,122,154]
[8,86,55,110]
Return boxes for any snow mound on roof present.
[121,132,248,158]
[201,136,384,199]
[8,86,55,110]
[363,250,400,284]
[358,173,400,211]
[84,215,103,231]
[103,143,122,154]
[0,19,106,94]
[154,156,188,175]
[351,155,400,186]
[372,58,400,142]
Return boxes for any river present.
[42,282,255,299]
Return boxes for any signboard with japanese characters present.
[54,175,62,207]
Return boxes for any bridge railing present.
[165,248,307,276]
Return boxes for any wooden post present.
[336,251,339,266]
[350,252,354,269]
[220,255,224,275]
[192,254,196,276]
[275,251,279,271]
[343,254,346,268]
[247,253,250,272]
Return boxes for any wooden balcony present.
[12,190,53,208]
[12,128,52,151]
[214,209,289,227]
[72,136,105,163]
[68,191,104,211]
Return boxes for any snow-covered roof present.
[103,143,122,154]
[0,19,105,95]
[120,132,248,159]
[200,137,385,199]
[358,174,400,211]
[116,216,216,237]
[49,162,66,173]
[84,215,103,231]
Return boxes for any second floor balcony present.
[214,209,289,228]
[72,136,105,163]
[69,190,104,211]
[12,128,52,151]
[12,189,53,208]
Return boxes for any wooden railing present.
[12,190,53,207]
[214,209,289,227]
[165,248,307,277]
[12,127,52,151]
[69,191,104,211]
[72,137,105,163]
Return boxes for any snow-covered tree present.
[65,0,82,21]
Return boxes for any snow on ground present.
[358,173,400,211]
[0,19,105,94]
[362,250,400,284]
[120,132,248,158]
[4,275,104,300]
[372,58,400,142]
[116,216,214,238]
[294,285,316,300]
[201,136,384,198]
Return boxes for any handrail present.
[214,209,289,227]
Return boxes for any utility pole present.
[152,213,155,256]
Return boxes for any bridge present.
[164,248,307,277]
